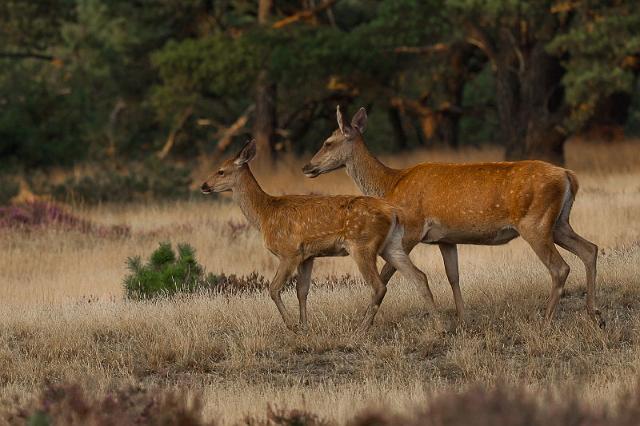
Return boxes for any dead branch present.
[192,105,255,188]
[214,104,255,156]
[464,21,498,70]
[106,98,126,158]
[272,0,338,29]
[157,106,194,160]
[503,29,525,75]
[550,1,580,14]
[393,43,449,55]
[0,51,56,61]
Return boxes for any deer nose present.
[302,164,318,177]
[201,182,211,193]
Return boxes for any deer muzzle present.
[200,182,213,194]
[302,163,320,178]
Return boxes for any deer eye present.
[217,170,224,176]
[325,141,333,147]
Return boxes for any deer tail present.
[566,169,579,197]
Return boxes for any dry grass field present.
[1,141,639,424]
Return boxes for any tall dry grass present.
[0,140,639,424]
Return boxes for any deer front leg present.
[269,258,299,332]
[296,258,314,332]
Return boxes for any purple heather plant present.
[0,201,130,237]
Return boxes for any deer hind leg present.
[296,258,314,332]
[554,223,602,327]
[438,243,464,322]
[269,258,300,332]
[379,240,418,285]
[520,226,570,325]
[382,236,442,330]
[351,248,387,333]
[379,262,397,285]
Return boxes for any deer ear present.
[234,140,257,166]
[337,105,347,136]
[351,107,367,134]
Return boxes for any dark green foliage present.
[123,243,275,299]
[458,65,498,146]
[48,160,192,204]
[26,411,49,426]
[0,63,88,167]
[1,0,639,172]
[124,242,206,299]
[124,243,358,299]
[0,175,20,205]
[547,1,640,129]
[626,82,640,136]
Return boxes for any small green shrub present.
[124,243,361,300]
[124,242,211,299]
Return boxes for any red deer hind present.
[202,140,443,333]
[303,107,602,327]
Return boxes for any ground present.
[0,141,639,424]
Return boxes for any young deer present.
[201,140,441,333]
[303,107,602,327]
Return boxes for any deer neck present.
[346,138,399,197]
[232,167,272,230]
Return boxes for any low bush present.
[350,383,640,426]
[47,159,192,204]
[0,201,130,237]
[123,242,211,299]
[123,242,361,300]
[123,242,270,299]
[0,175,19,205]
[245,405,328,426]
[2,382,213,426]
[4,381,640,426]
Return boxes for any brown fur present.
[303,107,601,326]
[202,141,442,333]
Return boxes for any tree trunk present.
[438,108,461,149]
[388,105,408,150]
[253,71,277,167]
[254,0,277,168]
[439,43,470,149]
[522,123,566,166]
[258,0,273,24]
[498,43,568,165]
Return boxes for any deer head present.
[302,106,367,178]
[201,140,257,194]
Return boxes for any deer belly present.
[422,221,519,245]
[301,237,349,258]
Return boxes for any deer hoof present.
[594,310,606,329]
[285,322,299,334]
